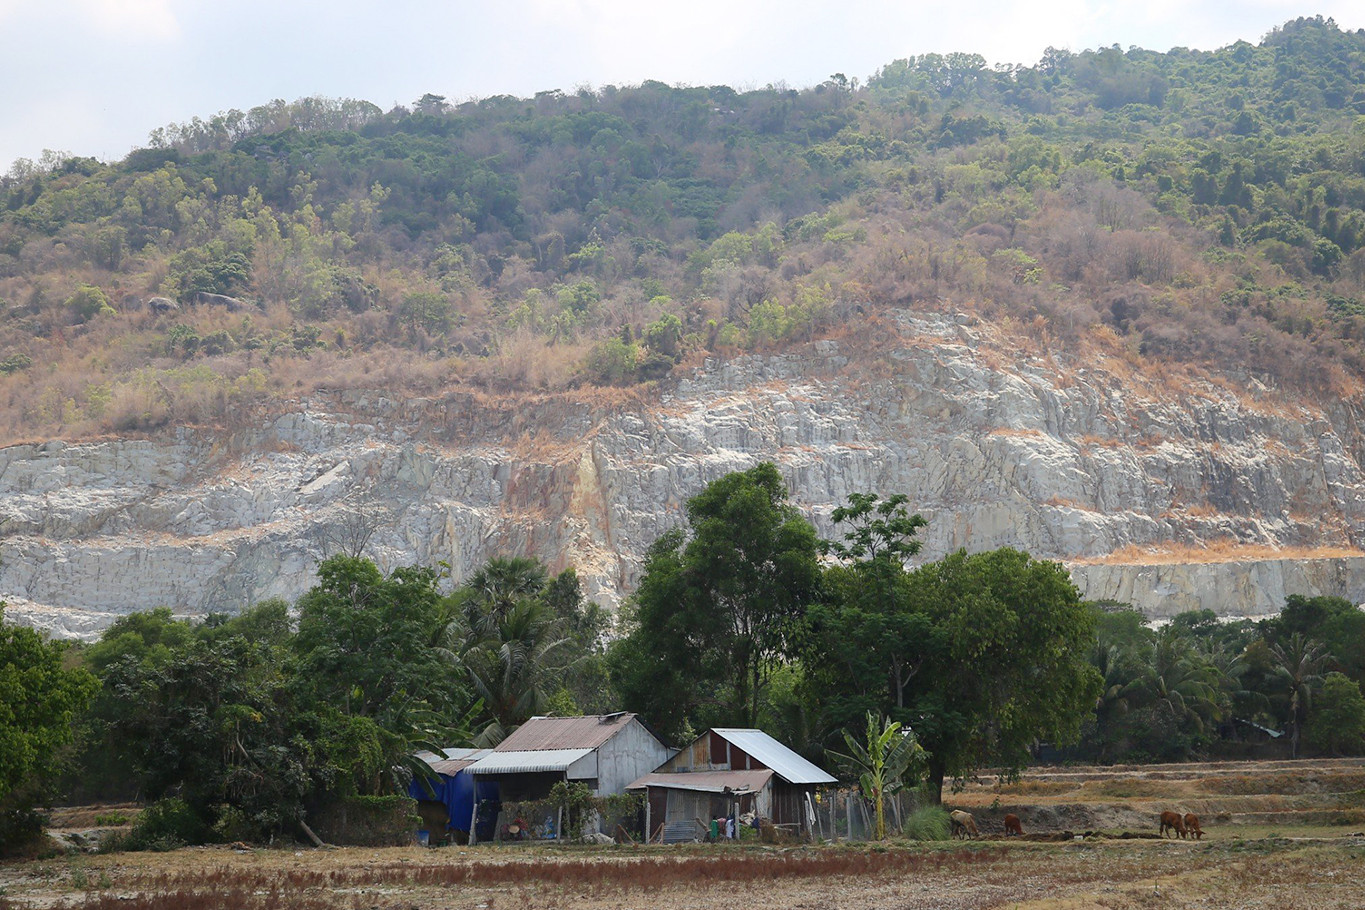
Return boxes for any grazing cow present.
[1003,813,1024,836]
[950,810,979,840]
[1159,810,1187,839]
[1183,813,1202,840]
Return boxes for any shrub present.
[0,353,31,374]
[124,798,210,851]
[903,805,951,841]
[0,808,44,855]
[66,284,115,322]
[583,337,638,384]
[310,795,419,847]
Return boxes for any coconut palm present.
[1092,640,1144,760]
[1131,628,1223,739]
[463,599,577,746]
[1268,633,1330,758]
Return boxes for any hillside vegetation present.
[4,16,1365,441]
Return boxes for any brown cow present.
[950,809,979,840]
[1159,810,1187,839]
[1183,813,1202,840]
[1003,813,1024,836]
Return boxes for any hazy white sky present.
[1,1,1361,172]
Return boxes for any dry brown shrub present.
[470,328,589,390]
[1074,541,1365,565]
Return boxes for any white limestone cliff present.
[3,311,1362,638]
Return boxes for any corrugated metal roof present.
[710,729,837,785]
[626,769,774,793]
[414,747,490,776]
[494,713,636,751]
[466,748,594,774]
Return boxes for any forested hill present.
[4,15,1365,441]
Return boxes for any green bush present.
[583,337,638,384]
[1307,672,1365,755]
[66,285,115,322]
[310,795,419,847]
[0,808,43,855]
[124,798,210,851]
[0,353,31,374]
[902,805,951,841]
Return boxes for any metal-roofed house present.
[627,728,836,843]
[463,713,673,841]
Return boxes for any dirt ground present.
[4,758,1363,910]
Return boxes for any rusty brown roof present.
[494,713,637,752]
[430,756,481,775]
[417,747,490,776]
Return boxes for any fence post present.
[829,790,836,842]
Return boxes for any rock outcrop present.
[4,311,1364,638]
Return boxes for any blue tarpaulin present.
[409,770,499,839]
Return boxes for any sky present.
[1,1,1362,173]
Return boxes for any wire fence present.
[810,788,938,842]
[460,789,938,846]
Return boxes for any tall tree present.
[609,463,823,738]
[810,493,929,713]
[0,609,98,846]
[292,556,467,796]
[1269,632,1330,758]
[902,549,1101,803]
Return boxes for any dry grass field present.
[4,759,1362,910]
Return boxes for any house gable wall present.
[594,717,672,795]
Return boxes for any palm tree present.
[466,557,548,625]
[1268,633,1330,758]
[1092,641,1142,761]
[1199,638,1265,725]
[463,599,577,746]
[1131,628,1222,741]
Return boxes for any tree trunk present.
[750,658,761,728]
[927,760,946,805]
[299,819,326,848]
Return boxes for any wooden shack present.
[627,728,836,843]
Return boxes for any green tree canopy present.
[293,555,461,721]
[1306,672,1365,755]
[609,463,823,739]
[0,609,98,845]
[897,549,1100,801]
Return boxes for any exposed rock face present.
[3,311,1364,638]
